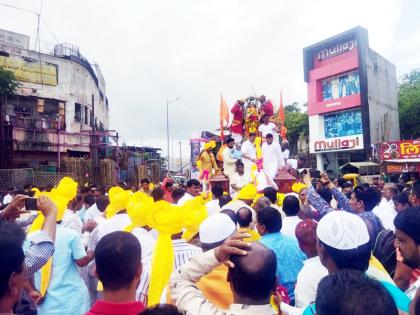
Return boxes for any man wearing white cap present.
[196,213,237,309]
[301,211,410,315]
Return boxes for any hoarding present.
[316,39,357,63]
[322,70,360,101]
[0,55,57,86]
[380,140,420,160]
[309,113,364,153]
[311,134,363,153]
[324,109,362,138]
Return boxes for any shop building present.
[303,26,399,177]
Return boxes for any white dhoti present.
[264,161,278,179]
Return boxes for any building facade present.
[303,26,399,177]
[0,29,109,171]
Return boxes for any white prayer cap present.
[317,211,370,250]
[199,213,236,244]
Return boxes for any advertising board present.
[311,134,364,153]
[324,109,362,138]
[322,70,360,101]
[309,112,364,153]
[380,140,420,160]
[0,55,58,86]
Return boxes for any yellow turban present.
[182,196,208,242]
[148,201,185,306]
[204,140,216,150]
[27,176,79,297]
[237,184,257,201]
[105,189,131,219]
[28,176,78,233]
[125,192,154,232]
[31,187,41,197]
[54,177,78,201]
[292,182,307,194]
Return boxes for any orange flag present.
[220,94,229,141]
[277,90,285,124]
[277,90,287,140]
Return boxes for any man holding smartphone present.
[0,194,57,315]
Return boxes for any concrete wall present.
[365,49,400,144]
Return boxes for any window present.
[75,103,81,122]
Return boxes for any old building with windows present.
[0,28,110,171]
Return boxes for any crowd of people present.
[0,160,419,315]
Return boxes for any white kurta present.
[222,147,237,178]
[230,172,252,197]
[241,140,257,177]
[258,122,278,142]
[262,142,283,178]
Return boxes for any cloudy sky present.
[1,0,420,162]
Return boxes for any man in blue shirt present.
[257,207,306,304]
[302,211,410,315]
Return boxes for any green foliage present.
[283,102,309,148]
[398,69,420,139]
[0,67,20,99]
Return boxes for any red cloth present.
[85,300,145,315]
[162,177,174,203]
[262,100,274,117]
[230,103,243,134]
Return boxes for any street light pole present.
[166,100,169,172]
[166,97,180,173]
[179,141,182,173]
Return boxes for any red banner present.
[380,140,420,160]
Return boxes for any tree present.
[0,67,20,100]
[398,69,420,139]
[0,67,20,169]
[283,102,309,153]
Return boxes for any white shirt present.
[205,199,221,216]
[281,216,302,238]
[97,213,132,241]
[282,148,290,159]
[177,192,194,206]
[131,227,156,263]
[373,198,397,231]
[262,142,283,165]
[61,209,83,234]
[241,140,257,162]
[281,256,328,315]
[84,203,100,222]
[230,172,252,197]
[258,122,277,138]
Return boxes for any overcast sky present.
[1,0,420,161]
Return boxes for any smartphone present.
[25,198,38,210]
[309,169,321,179]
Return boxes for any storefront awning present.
[339,161,380,169]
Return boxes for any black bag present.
[373,229,397,278]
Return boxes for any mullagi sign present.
[317,39,357,61]
[313,135,363,152]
